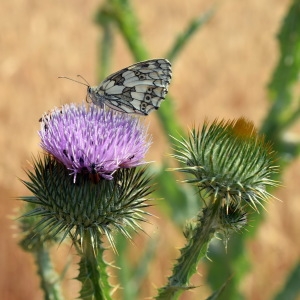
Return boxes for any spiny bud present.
[172,118,279,211]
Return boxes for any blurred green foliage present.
[93,0,300,299]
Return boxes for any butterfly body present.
[87,59,172,115]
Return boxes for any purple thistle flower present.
[39,103,151,182]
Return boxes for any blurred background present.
[1,0,299,299]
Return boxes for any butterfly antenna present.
[77,75,90,86]
[58,76,90,87]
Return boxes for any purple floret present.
[39,103,151,182]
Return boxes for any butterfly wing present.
[89,59,172,115]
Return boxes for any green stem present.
[98,22,113,81]
[81,230,105,300]
[95,0,188,145]
[166,8,215,62]
[156,198,222,299]
[34,245,64,300]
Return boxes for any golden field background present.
[1,0,300,299]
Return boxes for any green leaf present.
[262,0,300,153]
[268,0,300,99]
[166,8,215,62]
[205,276,232,300]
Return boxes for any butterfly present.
[59,59,172,115]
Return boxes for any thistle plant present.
[17,107,280,299]
[13,0,300,297]
[18,103,154,299]
[156,118,279,299]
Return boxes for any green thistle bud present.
[218,203,247,232]
[156,119,279,299]
[172,118,279,211]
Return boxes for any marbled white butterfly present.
[59,59,172,115]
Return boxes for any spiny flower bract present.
[39,103,151,182]
[172,118,279,211]
[20,155,154,251]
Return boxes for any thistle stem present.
[34,245,64,300]
[157,197,222,299]
[81,229,105,300]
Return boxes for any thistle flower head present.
[172,118,279,211]
[20,104,154,251]
[39,103,151,181]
